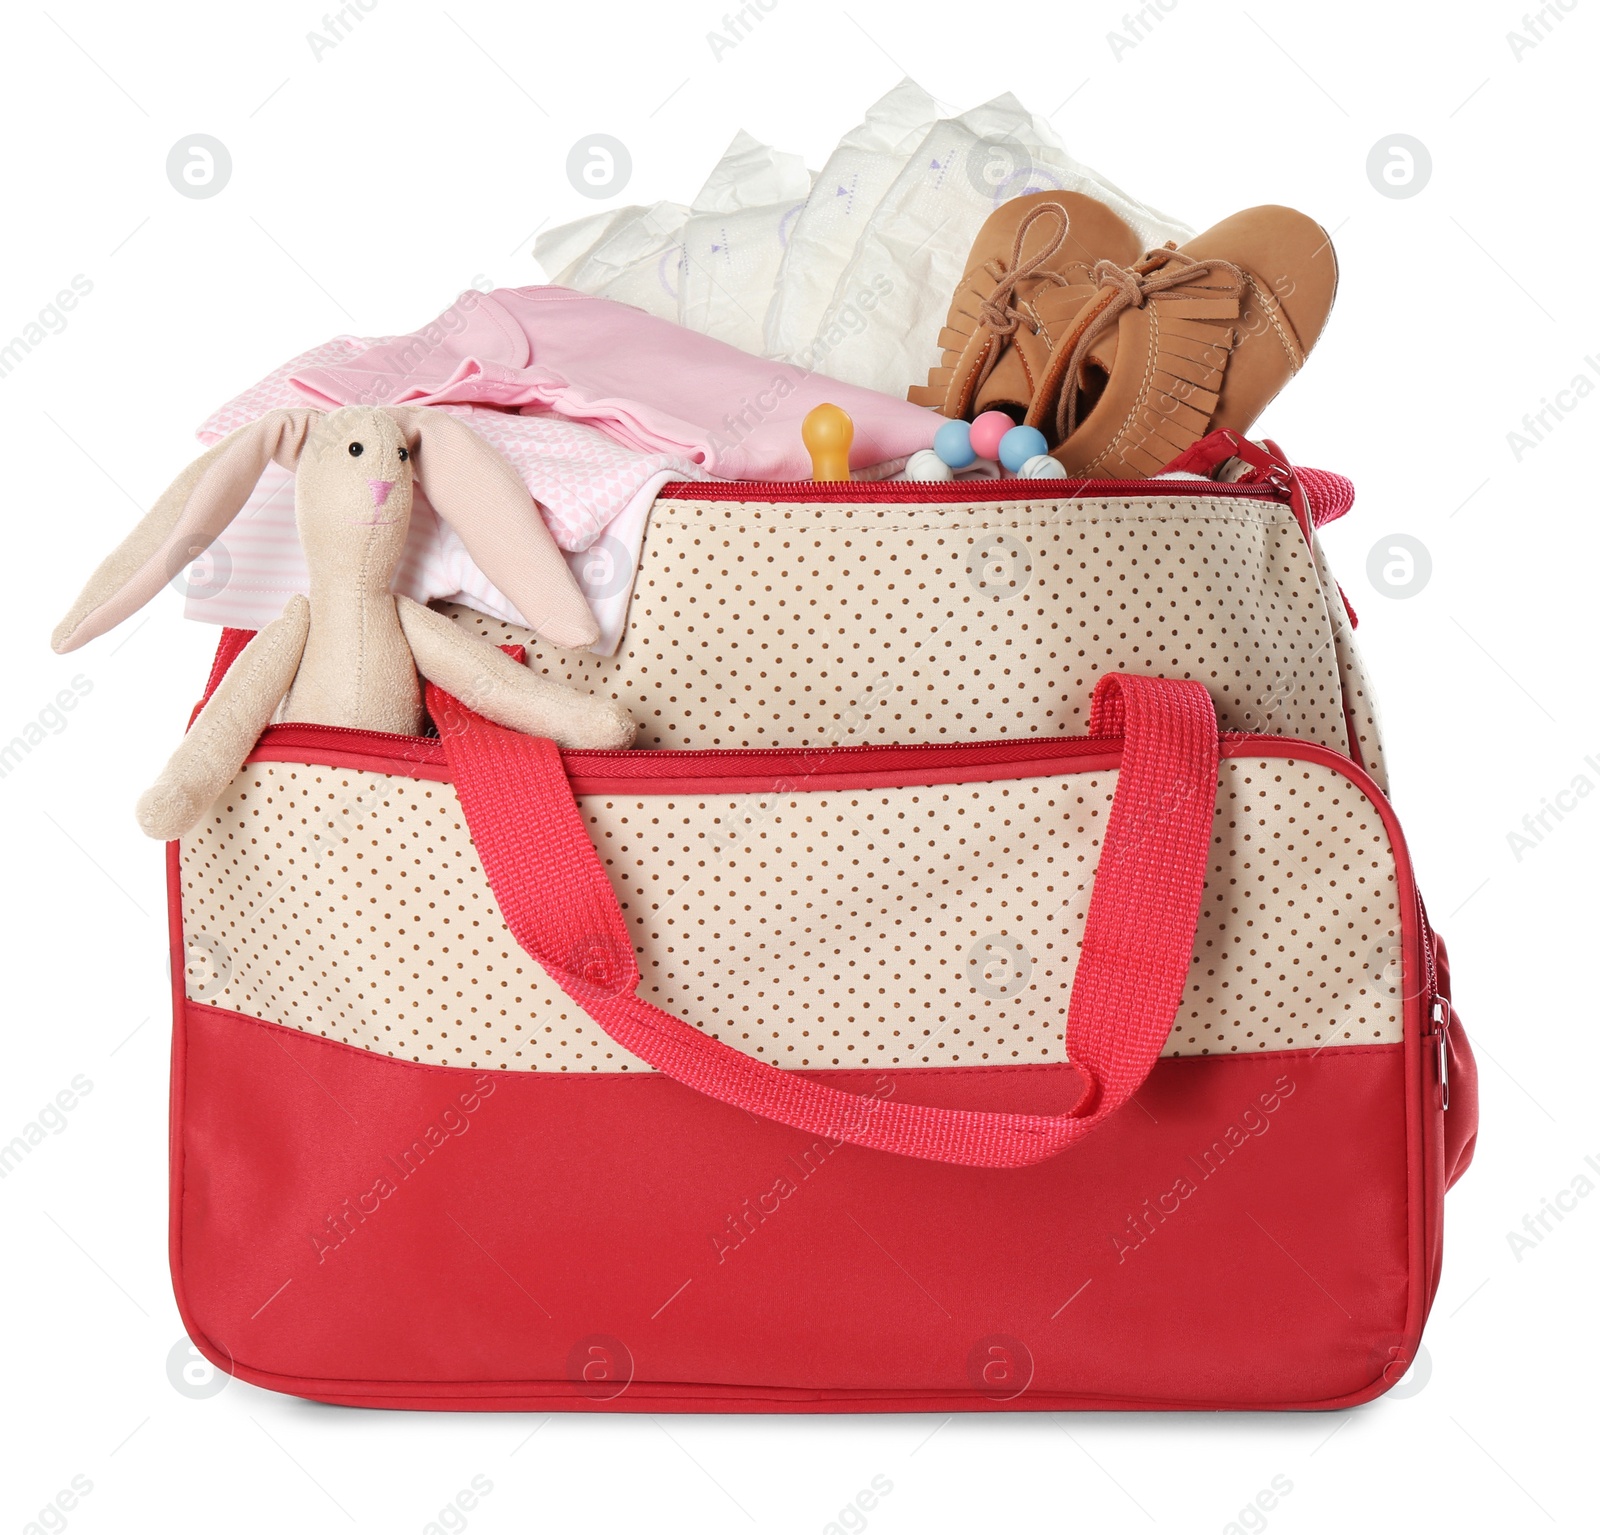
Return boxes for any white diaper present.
[533,207,637,286]
[764,79,939,369]
[562,200,692,322]
[532,85,1192,402]
[810,93,1191,398]
[678,132,813,356]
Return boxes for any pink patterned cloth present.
[190,335,702,651]
[199,332,706,555]
[288,286,939,481]
[187,287,939,650]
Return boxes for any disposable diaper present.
[531,90,1189,401]
[534,207,638,286]
[678,132,813,356]
[564,200,691,322]
[808,93,1190,397]
[764,78,939,369]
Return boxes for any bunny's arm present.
[136,596,311,841]
[396,598,636,750]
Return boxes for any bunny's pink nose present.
[366,478,395,508]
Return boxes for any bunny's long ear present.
[51,409,320,654]
[392,408,600,650]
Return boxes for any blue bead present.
[998,424,1049,473]
[933,417,976,468]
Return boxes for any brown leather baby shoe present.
[908,191,1145,421]
[1029,205,1338,476]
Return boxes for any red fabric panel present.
[171,1004,1417,1413]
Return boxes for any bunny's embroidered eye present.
[348,442,364,457]
[398,447,409,461]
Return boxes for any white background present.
[2,1,1596,1531]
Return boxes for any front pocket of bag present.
[172,722,1429,1406]
[178,734,1409,1074]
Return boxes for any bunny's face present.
[53,400,601,658]
[294,406,414,590]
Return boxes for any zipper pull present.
[1159,431,1323,542]
[1429,994,1452,1111]
[1160,432,1364,626]
[1156,428,1282,486]
[1226,435,1305,518]
[1256,437,1361,630]
[1184,431,1358,538]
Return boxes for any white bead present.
[905,448,955,482]
[1021,454,1067,478]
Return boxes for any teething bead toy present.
[803,403,854,483]
[906,448,954,482]
[999,424,1049,473]
[933,417,976,469]
[1021,454,1067,479]
[968,410,1012,461]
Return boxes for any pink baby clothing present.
[201,330,706,555]
[289,286,940,479]
[184,288,940,653]
[187,335,702,652]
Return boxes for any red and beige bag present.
[170,438,1477,1411]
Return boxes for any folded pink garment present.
[199,334,705,555]
[290,286,939,479]
[193,335,704,649]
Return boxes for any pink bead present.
[968,410,1012,461]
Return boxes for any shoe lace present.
[976,201,1074,339]
[1056,249,1245,438]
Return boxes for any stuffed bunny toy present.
[52,405,636,840]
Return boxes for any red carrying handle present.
[432,673,1219,1169]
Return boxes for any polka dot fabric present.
[180,756,1404,1072]
[181,768,620,1071]
[1309,529,1390,794]
[441,492,1361,756]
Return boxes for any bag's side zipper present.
[1417,890,1451,1110]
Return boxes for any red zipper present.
[256,721,1135,777]
[253,719,1320,783]
[656,476,1285,505]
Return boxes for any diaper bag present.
[169,438,1478,1411]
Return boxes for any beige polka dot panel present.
[1308,529,1390,795]
[440,491,1376,758]
[180,756,1406,1072]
